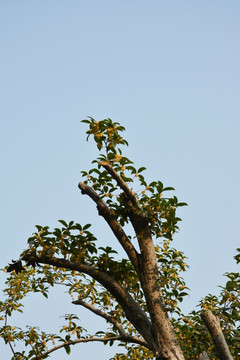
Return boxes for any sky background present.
[1,1,240,359]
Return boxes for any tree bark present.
[197,351,210,360]
[78,181,140,273]
[118,193,185,359]
[201,310,233,360]
[96,163,185,360]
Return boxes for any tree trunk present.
[201,310,233,360]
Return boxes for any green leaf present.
[64,344,71,354]
[177,202,188,207]
[226,281,234,291]
[172,289,179,297]
[138,167,146,173]
[126,165,136,173]
[162,187,175,192]
[35,225,43,231]
[99,246,118,254]
[58,220,68,227]
[149,181,157,187]
[83,224,92,230]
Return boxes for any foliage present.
[0,118,239,359]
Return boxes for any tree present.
[1,118,239,360]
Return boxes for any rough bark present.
[98,162,185,360]
[197,351,210,360]
[201,310,233,360]
[128,209,184,360]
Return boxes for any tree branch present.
[72,300,149,347]
[78,162,184,358]
[100,161,141,209]
[201,310,233,360]
[116,191,183,359]
[21,253,156,352]
[72,299,126,335]
[78,181,140,273]
[35,335,125,360]
[197,351,210,360]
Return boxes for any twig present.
[72,300,148,347]
[34,336,124,359]
[72,299,126,335]
[5,311,16,357]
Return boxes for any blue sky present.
[1,1,240,359]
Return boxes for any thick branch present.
[78,166,185,358]
[120,195,184,360]
[78,181,140,273]
[201,310,233,360]
[21,253,156,352]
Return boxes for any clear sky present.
[1,1,240,359]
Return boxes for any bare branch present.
[78,181,140,273]
[35,336,124,360]
[72,299,126,335]
[35,327,149,359]
[8,342,16,357]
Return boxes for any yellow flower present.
[114,154,122,162]
[8,334,14,342]
[51,335,55,344]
